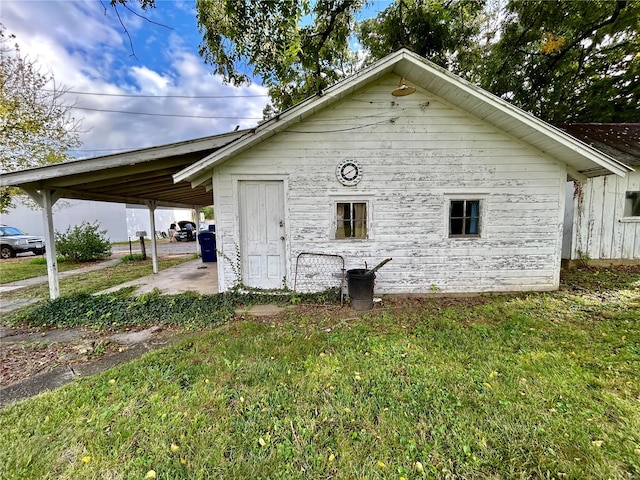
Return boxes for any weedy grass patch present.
[0,256,80,284]
[0,256,193,303]
[0,266,638,479]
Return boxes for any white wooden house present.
[174,49,631,294]
[559,124,639,261]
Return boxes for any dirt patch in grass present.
[0,325,181,388]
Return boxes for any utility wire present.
[71,106,263,119]
[46,89,269,99]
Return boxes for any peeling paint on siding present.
[212,75,573,293]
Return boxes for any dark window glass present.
[626,192,640,217]
[450,200,480,237]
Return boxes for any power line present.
[71,106,263,119]
[68,147,151,152]
[48,89,269,99]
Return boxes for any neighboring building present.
[1,198,191,243]
[559,124,639,261]
[173,49,630,294]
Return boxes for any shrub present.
[55,222,112,262]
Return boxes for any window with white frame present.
[336,202,367,239]
[449,199,481,237]
[624,191,640,217]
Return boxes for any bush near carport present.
[55,222,112,262]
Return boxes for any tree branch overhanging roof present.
[174,49,633,187]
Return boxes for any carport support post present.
[24,188,60,299]
[146,201,159,274]
[193,206,200,257]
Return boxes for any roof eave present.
[1,130,248,188]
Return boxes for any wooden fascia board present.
[191,171,212,190]
[1,156,194,189]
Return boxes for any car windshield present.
[0,226,26,236]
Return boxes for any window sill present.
[619,217,640,223]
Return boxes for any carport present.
[0,130,247,299]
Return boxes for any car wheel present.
[35,249,45,256]
[0,245,15,259]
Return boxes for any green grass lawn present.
[0,257,91,284]
[1,267,639,479]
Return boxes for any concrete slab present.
[0,333,186,406]
[110,326,162,345]
[0,327,87,344]
[0,366,77,406]
[97,259,218,296]
[0,298,40,314]
[0,285,23,293]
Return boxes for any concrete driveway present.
[107,239,218,295]
[99,258,218,295]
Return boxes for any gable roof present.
[175,49,632,188]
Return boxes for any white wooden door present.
[239,180,286,289]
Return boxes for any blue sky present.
[2,0,392,158]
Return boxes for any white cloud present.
[2,0,269,157]
[130,66,172,92]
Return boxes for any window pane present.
[336,203,347,238]
[449,199,480,237]
[626,192,640,217]
[354,203,367,238]
[466,200,479,218]
[466,218,478,235]
[451,200,464,217]
[336,202,367,239]
[450,218,463,235]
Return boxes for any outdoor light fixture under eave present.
[391,77,416,96]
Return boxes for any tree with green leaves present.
[195,0,365,114]
[0,26,81,213]
[357,0,487,77]
[116,0,639,123]
[482,0,639,123]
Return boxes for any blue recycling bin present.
[197,231,217,262]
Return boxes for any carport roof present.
[0,130,248,208]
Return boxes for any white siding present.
[212,74,567,294]
[572,171,640,260]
